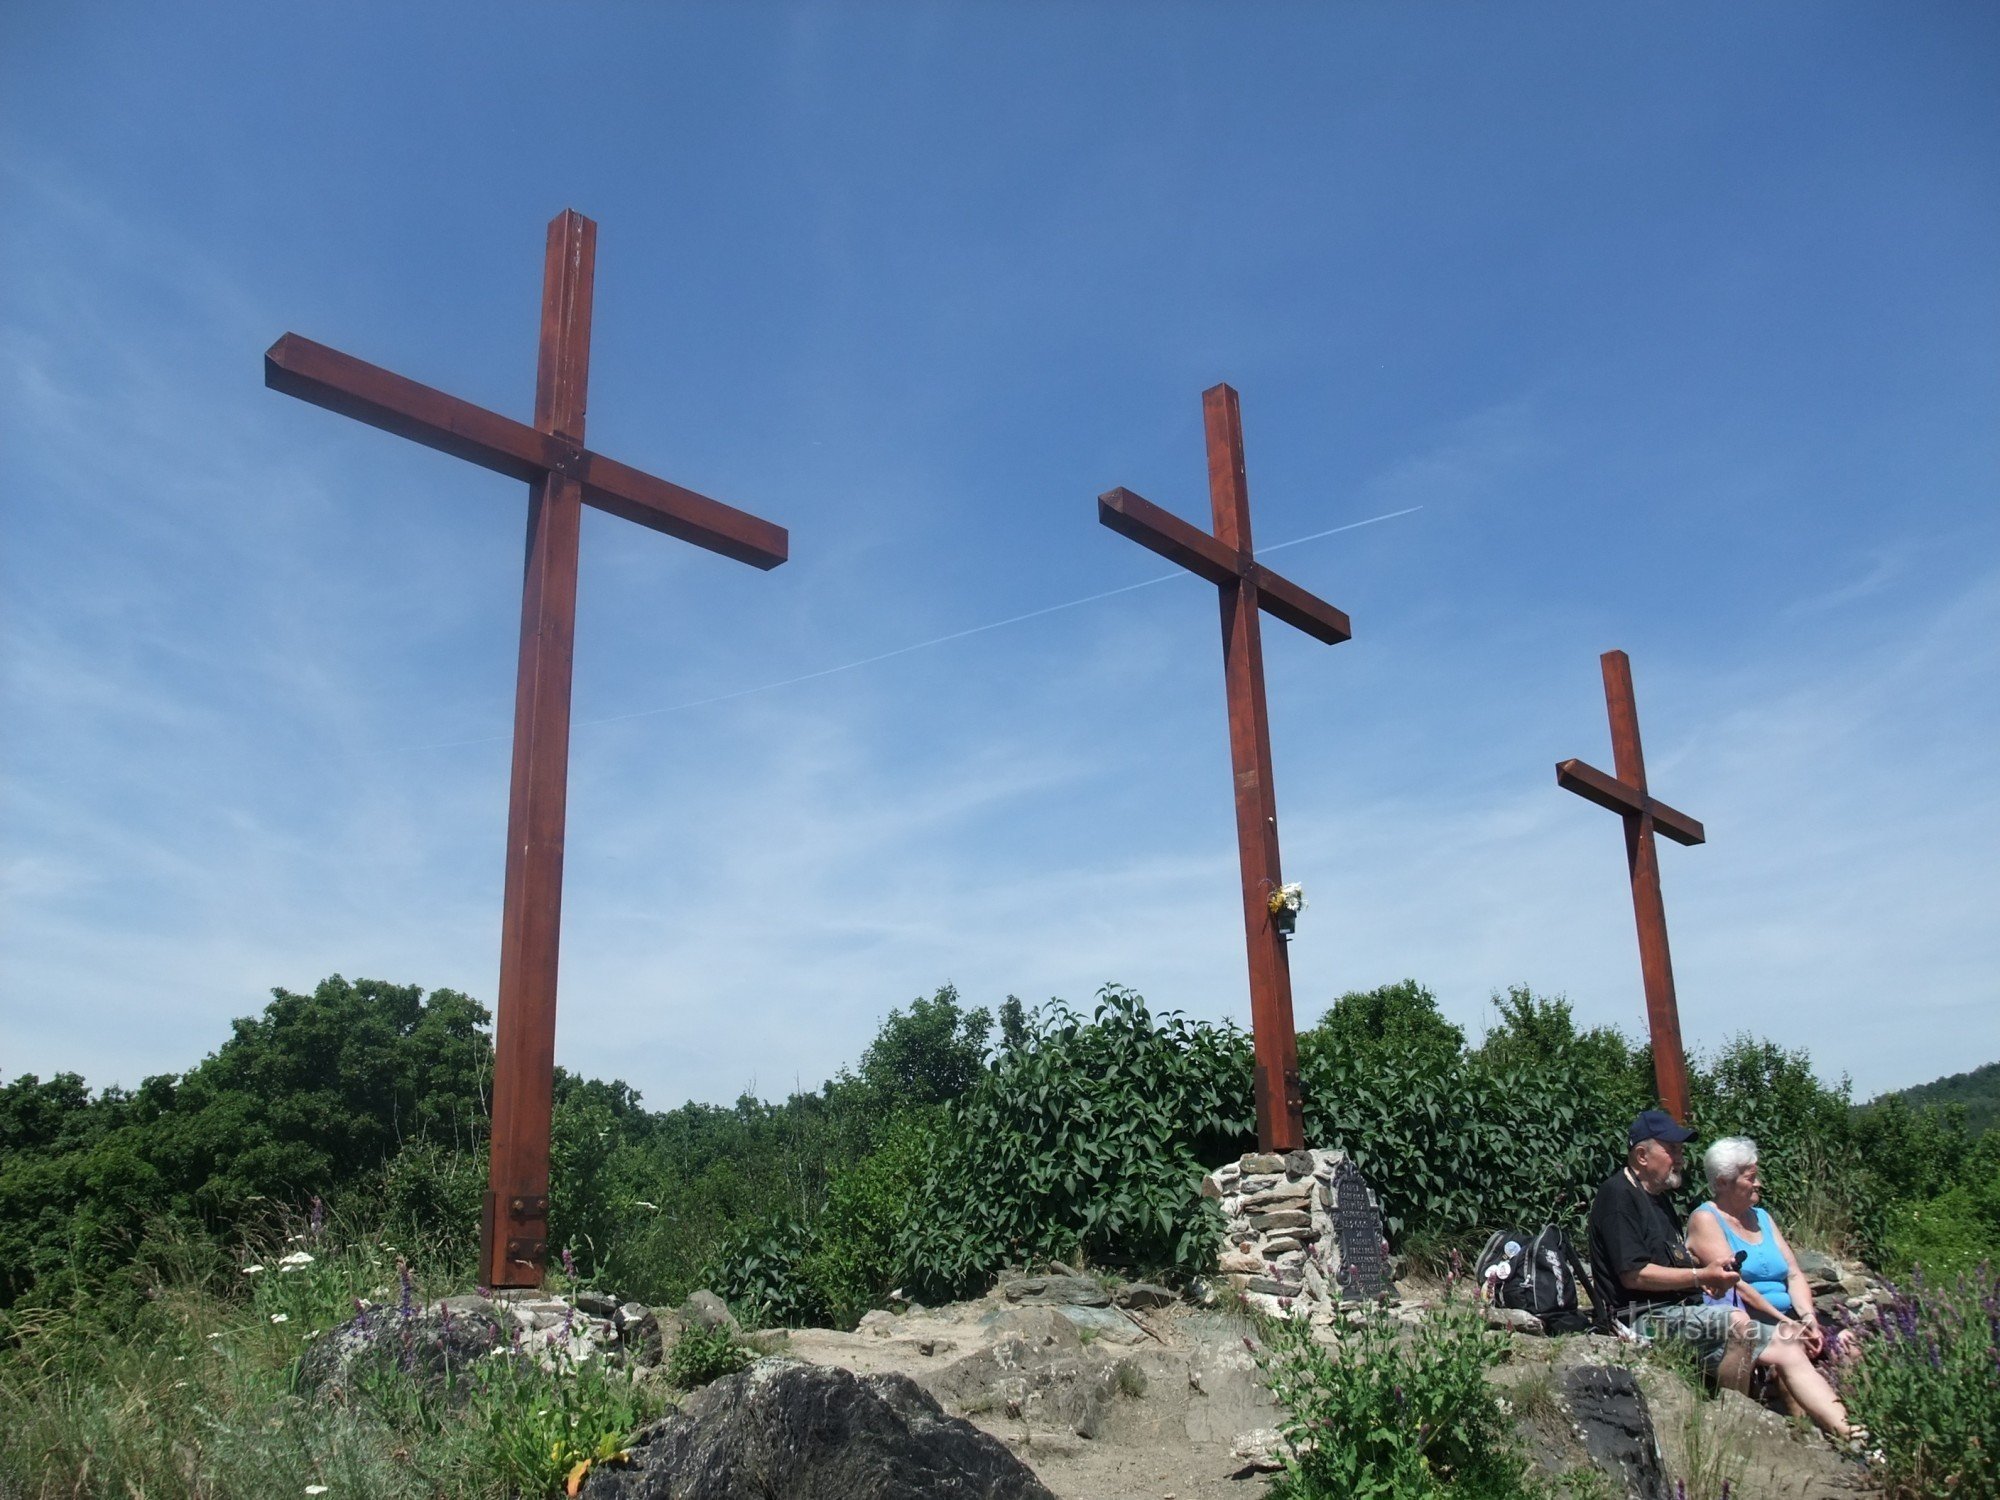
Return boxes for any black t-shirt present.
[1587,1168,1698,1327]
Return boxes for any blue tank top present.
[1697,1203,1792,1313]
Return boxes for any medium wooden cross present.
[265,211,788,1288]
[1098,384,1351,1152]
[1556,650,1705,1123]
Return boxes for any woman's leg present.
[1755,1327,1850,1438]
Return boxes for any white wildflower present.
[270,1313,289,1324]
[278,1251,316,1271]
[306,1487,330,1495]
[242,1265,265,1276]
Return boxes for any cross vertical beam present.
[1556,650,1706,1123]
[1207,387,1303,1152]
[485,213,595,1287]
[265,210,788,1289]
[1098,384,1352,1152]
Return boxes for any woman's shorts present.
[1632,1302,1780,1361]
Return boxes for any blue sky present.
[3,3,1995,1108]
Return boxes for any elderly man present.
[1587,1110,1854,1440]
[1589,1111,1741,1332]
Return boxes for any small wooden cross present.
[265,211,787,1287]
[1099,384,1351,1152]
[1556,650,1705,1123]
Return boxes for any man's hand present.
[1693,1264,1741,1296]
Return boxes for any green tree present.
[0,976,493,1310]
[849,984,993,1110]
[1298,980,1466,1077]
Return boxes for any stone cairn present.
[1202,1147,1390,1319]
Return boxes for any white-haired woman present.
[1688,1135,1851,1437]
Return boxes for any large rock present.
[682,1290,741,1333]
[580,1358,1056,1500]
[1561,1366,1667,1500]
[928,1310,1143,1439]
[295,1298,509,1405]
[996,1273,1111,1308]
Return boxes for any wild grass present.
[0,1219,669,1500]
[1672,1394,1750,1500]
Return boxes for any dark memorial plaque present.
[1329,1159,1393,1301]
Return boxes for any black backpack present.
[1475,1224,1593,1335]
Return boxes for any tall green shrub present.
[1299,984,1635,1250]
[895,986,1251,1301]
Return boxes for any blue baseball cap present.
[1628,1109,1695,1146]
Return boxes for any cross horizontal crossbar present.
[1097,487,1351,645]
[265,334,788,570]
[1555,759,1706,846]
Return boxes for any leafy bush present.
[1688,1035,1855,1205]
[1875,1171,2000,1279]
[1300,985,1635,1251]
[798,1108,941,1326]
[1841,1264,2000,1500]
[665,1322,754,1389]
[380,1140,484,1263]
[895,985,1251,1302]
[705,1216,828,1329]
[1256,1291,1544,1499]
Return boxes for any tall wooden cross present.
[265,211,788,1288]
[1098,384,1351,1152]
[1556,650,1705,1123]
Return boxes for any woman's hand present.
[1797,1316,1825,1357]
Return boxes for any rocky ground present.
[762,1275,1873,1500]
[303,1268,1882,1498]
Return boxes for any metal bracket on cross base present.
[1253,1064,1306,1153]
[482,1190,553,1287]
